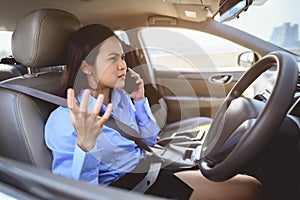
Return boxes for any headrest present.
[12,8,81,68]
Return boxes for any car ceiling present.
[0,0,220,31]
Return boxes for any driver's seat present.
[0,8,81,169]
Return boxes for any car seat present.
[0,8,81,169]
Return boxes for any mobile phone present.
[124,71,139,94]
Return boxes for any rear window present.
[0,31,13,58]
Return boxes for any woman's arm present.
[45,88,112,184]
[45,105,105,184]
[134,98,160,146]
[126,69,160,146]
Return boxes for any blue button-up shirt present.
[45,89,160,186]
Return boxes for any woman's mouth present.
[118,73,125,79]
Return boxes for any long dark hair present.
[61,24,115,97]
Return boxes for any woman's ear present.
[80,60,92,75]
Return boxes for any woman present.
[45,24,261,200]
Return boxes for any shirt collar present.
[76,89,116,118]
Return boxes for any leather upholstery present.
[12,8,81,68]
[0,8,81,169]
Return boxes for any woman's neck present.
[93,87,111,105]
[86,75,111,105]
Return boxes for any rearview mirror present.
[219,0,253,22]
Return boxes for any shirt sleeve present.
[133,98,152,126]
[72,144,104,184]
[133,98,161,146]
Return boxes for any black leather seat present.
[0,8,81,169]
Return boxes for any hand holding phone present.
[124,69,139,94]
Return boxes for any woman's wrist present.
[77,139,95,152]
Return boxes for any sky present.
[225,0,300,41]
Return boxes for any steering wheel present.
[199,51,298,181]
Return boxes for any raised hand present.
[67,88,112,152]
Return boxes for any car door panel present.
[139,27,252,124]
[155,70,246,123]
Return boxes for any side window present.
[115,30,130,45]
[140,28,249,73]
[0,31,13,58]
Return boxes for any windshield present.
[222,0,300,55]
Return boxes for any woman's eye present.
[109,56,118,62]
[109,55,125,62]
[121,54,125,60]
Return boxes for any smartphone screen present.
[124,71,138,94]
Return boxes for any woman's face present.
[91,36,127,89]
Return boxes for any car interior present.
[0,0,300,199]
[0,7,209,168]
[0,8,166,199]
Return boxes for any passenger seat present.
[0,8,81,169]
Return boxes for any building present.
[270,22,300,48]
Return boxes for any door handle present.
[209,74,232,84]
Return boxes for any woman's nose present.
[117,57,126,70]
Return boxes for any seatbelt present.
[105,118,152,152]
[0,83,68,107]
[0,83,151,152]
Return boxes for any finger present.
[135,78,142,84]
[79,89,90,112]
[67,88,75,110]
[99,103,112,123]
[93,94,104,115]
[128,68,139,78]
[136,78,144,87]
[128,68,135,74]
